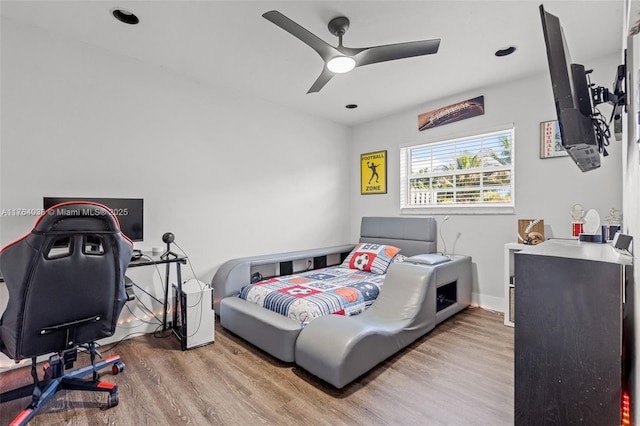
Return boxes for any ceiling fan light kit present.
[262,10,440,93]
[327,56,356,73]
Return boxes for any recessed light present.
[345,104,358,109]
[495,46,516,57]
[112,8,139,25]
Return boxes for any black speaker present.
[613,233,632,251]
[579,233,602,243]
[313,256,327,269]
[279,261,293,276]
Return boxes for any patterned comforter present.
[238,266,385,323]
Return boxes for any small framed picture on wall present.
[540,120,568,159]
[361,150,387,195]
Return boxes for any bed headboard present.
[359,217,437,257]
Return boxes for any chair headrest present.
[33,202,122,235]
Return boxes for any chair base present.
[0,352,125,426]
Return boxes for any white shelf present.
[504,242,523,327]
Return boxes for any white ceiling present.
[0,0,625,126]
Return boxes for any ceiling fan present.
[263,10,441,94]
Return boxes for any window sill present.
[400,205,515,215]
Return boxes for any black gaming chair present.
[0,201,133,425]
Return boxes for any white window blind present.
[400,128,514,213]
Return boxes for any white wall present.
[349,53,623,311]
[624,33,640,425]
[623,0,640,418]
[0,10,625,330]
[624,22,640,255]
[0,19,351,290]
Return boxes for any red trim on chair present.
[10,408,33,426]
[33,201,118,228]
[1,201,134,254]
[104,355,120,363]
[0,234,29,254]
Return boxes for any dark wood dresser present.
[514,239,633,425]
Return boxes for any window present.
[400,128,514,213]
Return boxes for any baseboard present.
[471,292,504,314]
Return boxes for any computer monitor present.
[43,197,144,242]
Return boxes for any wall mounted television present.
[43,197,144,242]
[539,4,625,173]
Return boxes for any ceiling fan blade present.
[307,68,335,94]
[263,10,341,62]
[355,39,441,67]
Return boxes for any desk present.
[128,252,187,269]
[0,252,187,279]
[1,252,188,340]
[126,252,188,333]
[0,251,190,370]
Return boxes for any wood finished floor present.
[0,307,514,425]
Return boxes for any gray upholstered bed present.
[211,217,472,388]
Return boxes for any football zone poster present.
[360,150,387,194]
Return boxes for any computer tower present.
[173,279,214,350]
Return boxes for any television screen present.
[43,197,144,241]
[539,4,601,172]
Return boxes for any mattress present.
[237,266,386,324]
